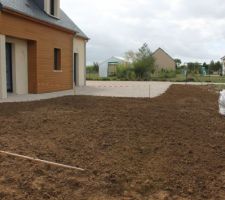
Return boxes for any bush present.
[116,65,136,80]
[157,69,176,78]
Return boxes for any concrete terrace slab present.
[77,81,225,98]
[1,81,224,103]
[0,90,75,103]
[76,81,173,98]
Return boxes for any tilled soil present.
[0,85,225,200]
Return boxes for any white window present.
[44,0,60,18]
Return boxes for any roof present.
[113,56,127,61]
[0,0,88,39]
[152,48,175,62]
[99,56,128,65]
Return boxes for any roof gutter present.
[74,33,90,41]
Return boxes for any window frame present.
[53,48,61,71]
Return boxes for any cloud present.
[61,0,225,64]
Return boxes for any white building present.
[99,56,128,77]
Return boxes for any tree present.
[93,62,99,73]
[214,61,222,74]
[202,62,209,74]
[209,60,215,74]
[202,62,208,69]
[125,50,136,63]
[133,43,155,80]
[187,62,201,74]
[174,59,182,68]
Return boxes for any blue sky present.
[61,0,225,64]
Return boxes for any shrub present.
[157,69,176,78]
[116,64,136,80]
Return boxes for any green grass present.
[86,73,118,81]
[86,73,225,83]
[148,74,225,83]
[212,84,225,92]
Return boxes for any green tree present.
[187,62,201,74]
[93,62,99,73]
[133,43,155,80]
[209,60,215,74]
[174,59,182,68]
[214,61,222,74]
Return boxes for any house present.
[0,0,88,99]
[99,56,128,77]
[152,48,176,71]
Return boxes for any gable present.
[152,48,175,63]
[152,48,176,70]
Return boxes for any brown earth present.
[0,85,225,200]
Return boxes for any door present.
[6,43,13,92]
[74,53,77,85]
[108,63,118,76]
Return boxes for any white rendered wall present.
[6,37,28,95]
[73,37,87,86]
[0,34,7,99]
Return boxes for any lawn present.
[0,85,225,199]
[86,73,225,83]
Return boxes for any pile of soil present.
[0,85,224,200]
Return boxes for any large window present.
[50,0,55,16]
[54,48,61,71]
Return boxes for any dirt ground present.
[0,85,225,200]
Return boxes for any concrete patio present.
[0,81,224,103]
[0,90,75,103]
[76,81,172,98]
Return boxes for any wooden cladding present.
[28,40,37,93]
[0,11,74,93]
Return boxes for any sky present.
[61,0,225,65]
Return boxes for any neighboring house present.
[152,48,176,71]
[99,56,128,77]
[0,0,88,99]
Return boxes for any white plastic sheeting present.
[219,90,225,116]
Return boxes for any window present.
[54,48,61,70]
[50,0,55,16]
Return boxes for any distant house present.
[99,56,128,77]
[152,48,176,71]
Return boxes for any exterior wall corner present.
[0,34,7,99]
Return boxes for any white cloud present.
[61,0,225,64]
